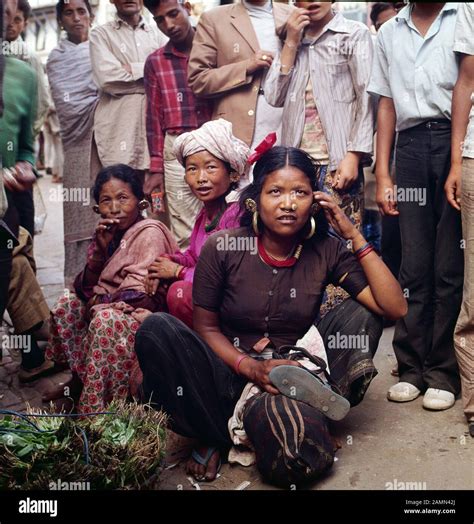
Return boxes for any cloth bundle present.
[228,325,330,466]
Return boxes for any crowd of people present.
[0,0,472,488]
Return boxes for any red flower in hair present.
[247,132,277,164]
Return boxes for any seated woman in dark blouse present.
[135,147,407,487]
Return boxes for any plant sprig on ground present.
[0,401,167,490]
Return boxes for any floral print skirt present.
[45,292,141,413]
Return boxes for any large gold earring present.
[252,211,260,236]
[305,216,316,240]
[245,198,257,212]
[245,199,260,236]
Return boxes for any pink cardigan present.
[168,202,241,282]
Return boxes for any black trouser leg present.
[381,215,402,278]
[135,313,247,448]
[394,125,462,394]
[19,336,45,369]
[316,298,383,406]
[8,188,35,238]
[424,163,463,394]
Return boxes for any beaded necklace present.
[257,237,303,268]
[204,205,227,233]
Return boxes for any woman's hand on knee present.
[152,257,181,280]
[240,358,300,395]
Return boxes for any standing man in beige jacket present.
[188,0,293,188]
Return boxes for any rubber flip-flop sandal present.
[191,447,221,482]
[269,365,350,421]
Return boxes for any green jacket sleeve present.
[17,68,37,165]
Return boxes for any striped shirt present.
[264,12,374,172]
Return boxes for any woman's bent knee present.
[135,312,176,359]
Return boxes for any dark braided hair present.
[239,146,329,238]
[93,164,144,204]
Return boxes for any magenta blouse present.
[168,202,241,282]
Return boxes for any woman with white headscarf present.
[143,118,250,329]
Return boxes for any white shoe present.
[387,382,421,402]
[422,388,455,411]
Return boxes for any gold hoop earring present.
[245,199,260,236]
[305,216,316,240]
[252,211,260,236]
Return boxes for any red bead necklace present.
[257,237,303,268]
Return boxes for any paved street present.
[0,175,472,491]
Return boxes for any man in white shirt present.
[369,2,463,411]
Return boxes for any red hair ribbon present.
[247,132,277,164]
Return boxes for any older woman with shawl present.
[44,164,178,413]
[46,0,99,286]
[144,119,250,329]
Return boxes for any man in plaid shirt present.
[144,0,211,248]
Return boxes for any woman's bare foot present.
[42,372,83,402]
[185,445,220,482]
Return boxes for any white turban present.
[173,119,250,175]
